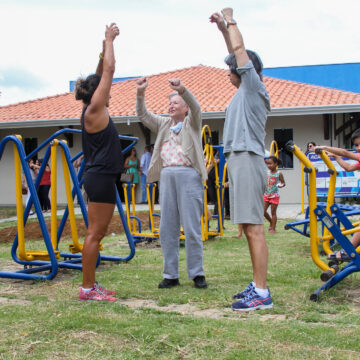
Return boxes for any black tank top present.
[81,106,124,174]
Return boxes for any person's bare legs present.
[243,223,268,289]
[269,203,278,233]
[334,231,360,259]
[264,202,272,229]
[82,201,115,288]
[237,224,243,238]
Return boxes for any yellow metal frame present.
[14,136,60,261]
[269,140,279,158]
[123,183,159,238]
[301,163,305,214]
[291,144,335,274]
[316,150,336,255]
[14,136,35,261]
[201,125,223,241]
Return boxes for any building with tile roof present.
[1,65,360,205]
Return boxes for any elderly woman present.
[136,77,207,289]
[210,8,272,311]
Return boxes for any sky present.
[0,0,359,106]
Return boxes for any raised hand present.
[209,12,227,32]
[137,77,148,95]
[105,23,120,41]
[168,79,185,94]
[221,7,234,21]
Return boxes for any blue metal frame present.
[0,129,138,280]
[211,145,226,232]
[0,136,58,280]
[285,202,360,237]
[311,205,360,301]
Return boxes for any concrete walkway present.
[0,203,305,224]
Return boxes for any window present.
[274,128,293,169]
[24,138,38,159]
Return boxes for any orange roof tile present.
[1,65,360,123]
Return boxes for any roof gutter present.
[0,116,139,130]
[1,103,360,129]
[201,104,360,119]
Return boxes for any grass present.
[0,218,360,359]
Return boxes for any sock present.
[255,286,269,298]
[81,287,93,293]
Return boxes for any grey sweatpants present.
[159,166,204,280]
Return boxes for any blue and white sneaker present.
[232,282,255,299]
[232,288,273,312]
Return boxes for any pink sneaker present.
[78,287,116,302]
[269,229,276,235]
[94,282,116,296]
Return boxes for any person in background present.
[305,141,316,155]
[263,156,285,234]
[124,147,140,192]
[140,145,152,203]
[150,144,159,204]
[37,160,51,212]
[24,159,39,215]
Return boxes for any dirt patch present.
[0,212,160,243]
[346,287,360,306]
[0,296,32,306]
[117,298,281,321]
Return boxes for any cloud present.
[0,67,46,89]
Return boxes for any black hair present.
[74,74,101,105]
[267,156,282,166]
[145,145,151,152]
[351,128,360,142]
[224,50,263,81]
[306,141,316,149]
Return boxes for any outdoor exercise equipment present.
[286,147,360,241]
[284,143,338,273]
[0,135,59,280]
[123,182,160,243]
[202,125,227,241]
[311,203,360,300]
[284,142,360,300]
[0,128,138,281]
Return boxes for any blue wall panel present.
[263,63,360,93]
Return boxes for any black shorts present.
[83,172,121,204]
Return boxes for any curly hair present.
[74,74,101,105]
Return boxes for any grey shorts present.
[226,151,266,225]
